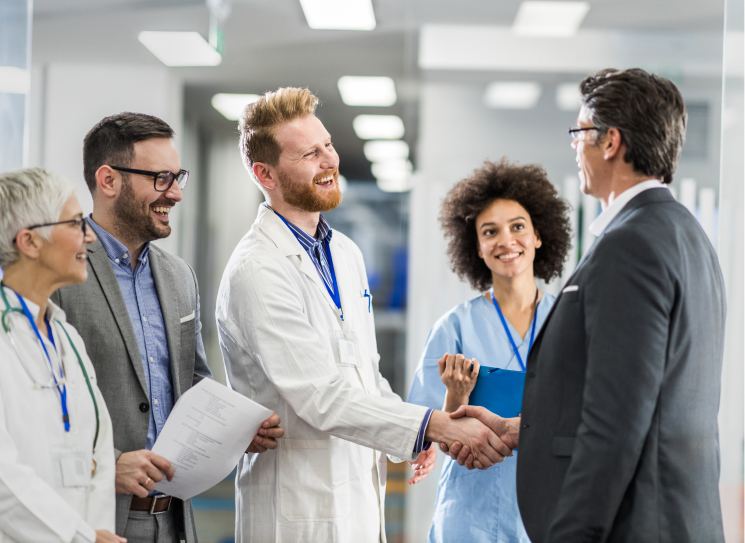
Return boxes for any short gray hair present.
[0,168,76,268]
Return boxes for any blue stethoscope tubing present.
[0,285,100,458]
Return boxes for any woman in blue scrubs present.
[408,160,572,543]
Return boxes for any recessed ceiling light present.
[363,140,409,162]
[353,115,405,140]
[0,66,30,94]
[338,76,396,106]
[371,159,412,180]
[512,1,590,37]
[138,31,222,67]
[299,0,376,30]
[484,82,542,109]
[211,93,261,121]
[556,83,582,111]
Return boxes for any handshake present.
[426,406,521,470]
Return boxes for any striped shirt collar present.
[265,204,333,247]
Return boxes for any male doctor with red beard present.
[216,87,514,542]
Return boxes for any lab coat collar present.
[255,204,347,316]
[1,284,68,324]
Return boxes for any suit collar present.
[86,238,150,398]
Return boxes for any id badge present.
[53,445,90,488]
[329,329,361,368]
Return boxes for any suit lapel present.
[149,247,183,398]
[87,240,149,398]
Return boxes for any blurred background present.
[1,0,743,541]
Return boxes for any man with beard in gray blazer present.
[446,69,726,542]
[52,113,282,543]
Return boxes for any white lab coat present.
[216,205,428,543]
[0,288,116,543]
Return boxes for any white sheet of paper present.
[152,378,272,500]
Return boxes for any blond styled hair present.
[238,87,319,172]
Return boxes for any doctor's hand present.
[115,450,174,498]
[424,410,512,471]
[442,407,521,469]
[246,413,284,453]
[407,447,438,485]
[438,353,480,412]
[95,529,127,543]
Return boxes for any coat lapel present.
[87,239,149,398]
[149,247,183,398]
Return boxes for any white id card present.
[57,450,90,487]
[329,329,361,368]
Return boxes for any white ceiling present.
[31,0,730,180]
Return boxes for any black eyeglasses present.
[14,217,88,244]
[568,126,600,141]
[111,166,189,192]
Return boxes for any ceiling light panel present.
[363,140,409,162]
[512,1,590,37]
[212,94,261,121]
[484,82,542,109]
[299,0,376,30]
[353,115,405,140]
[338,76,397,106]
[371,159,412,181]
[139,31,222,67]
[0,66,30,94]
[377,177,413,193]
[556,83,582,111]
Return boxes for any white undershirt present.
[589,179,667,237]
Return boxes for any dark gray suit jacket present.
[517,188,726,543]
[51,238,212,542]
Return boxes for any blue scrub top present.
[408,292,555,543]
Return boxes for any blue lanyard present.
[490,288,538,372]
[273,208,345,321]
[15,293,70,432]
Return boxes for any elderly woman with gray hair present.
[0,168,123,543]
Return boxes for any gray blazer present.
[517,188,726,543]
[51,238,212,541]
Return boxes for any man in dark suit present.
[445,68,726,542]
[514,69,726,542]
[52,113,282,543]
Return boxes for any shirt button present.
[139,402,149,413]
[114,259,119,263]
[142,317,147,321]
[149,357,154,362]
[123,253,128,258]
[154,399,159,405]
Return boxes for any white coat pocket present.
[279,437,350,521]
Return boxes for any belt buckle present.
[149,494,172,515]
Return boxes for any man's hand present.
[438,353,480,413]
[246,413,284,453]
[424,410,512,470]
[115,450,174,498]
[440,406,521,469]
[406,447,437,485]
[95,530,127,543]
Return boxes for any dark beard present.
[112,177,172,244]
[278,168,342,213]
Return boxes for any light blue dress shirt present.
[408,292,555,543]
[88,217,174,452]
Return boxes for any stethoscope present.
[1,284,100,473]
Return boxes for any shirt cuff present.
[72,523,96,543]
[413,408,433,454]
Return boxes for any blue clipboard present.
[469,366,525,418]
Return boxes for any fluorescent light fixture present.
[211,93,261,121]
[371,159,412,180]
[299,0,376,30]
[0,66,30,94]
[353,115,405,140]
[337,174,348,194]
[484,82,542,109]
[338,76,396,106]
[363,140,409,162]
[138,31,222,66]
[556,83,582,111]
[512,1,590,37]
[377,177,413,192]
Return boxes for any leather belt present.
[130,494,173,515]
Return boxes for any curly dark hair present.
[440,159,572,291]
